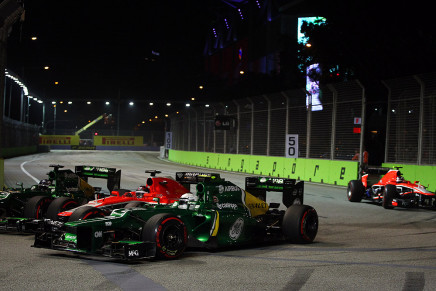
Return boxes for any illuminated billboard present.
[298,17,326,111]
[306,63,323,111]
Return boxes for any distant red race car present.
[347,167,436,209]
[56,171,218,222]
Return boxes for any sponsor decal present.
[246,202,268,209]
[101,137,135,145]
[64,233,77,241]
[39,136,72,145]
[128,250,139,257]
[105,221,112,226]
[216,203,238,210]
[83,166,110,173]
[272,178,284,184]
[218,185,240,194]
[229,217,244,240]
[260,177,267,183]
[94,231,103,238]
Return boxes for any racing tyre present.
[124,202,144,208]
[282,205,318,244]
[23,196,53,219]
[142,213,187,259]
[68,206,105,221]
[45,197,79,221]
[347,180,364,202]
[382,184,396,209]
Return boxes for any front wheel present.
[282,205,318,243]
[45,197,79,220]
[142,213,187,259]
[382,184,396,209]
[23,196,53,219]
[347,180,364,202]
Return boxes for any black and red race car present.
[55,171,219,222]
[347,167,436,209]
[1,171,218,231]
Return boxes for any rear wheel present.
[282,205,318,243]
[45,197,79,220]
[347,180,364,202]
[382,184,396,209]
[142,213,187,259]
[68,206,105,221]
[23,196,53,219]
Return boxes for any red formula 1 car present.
[347,167,436,209]
[55,171,217,222]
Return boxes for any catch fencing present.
[383,72,436,165]
[171,80,365,162]
[2,116,39,149]
[171,72,436,166]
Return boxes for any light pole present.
[53,104,57,135]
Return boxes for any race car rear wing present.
[245,177,304,207]
[75,166,121,192]
[175,172,221,192]
[364,167,391,175]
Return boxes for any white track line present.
[20,160,40,183]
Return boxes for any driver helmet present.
[137,185,147,192]
[38,179,51,188]
[178,193,197,209]
[396,172,404,183]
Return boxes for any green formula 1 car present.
[0,165,120,220]
[33,174,318,260]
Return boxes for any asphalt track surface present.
[2,150,436,291]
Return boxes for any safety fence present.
[1,117,40,157]
[383,72,436,165]
[171,80,365,162]
[171,72,436,166]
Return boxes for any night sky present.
[7,0,213,103]
[4,0,435,133]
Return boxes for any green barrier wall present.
[168,150,359,186]
[382,163,436,192]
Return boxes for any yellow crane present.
[75,113,111,136]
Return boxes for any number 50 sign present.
[285,134,298,158]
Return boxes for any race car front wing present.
[32,220,157,260]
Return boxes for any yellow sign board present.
[39,135,80,146]
[94,136,143,146]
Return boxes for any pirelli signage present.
[39,135,80,146]
[94,136,143,146]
